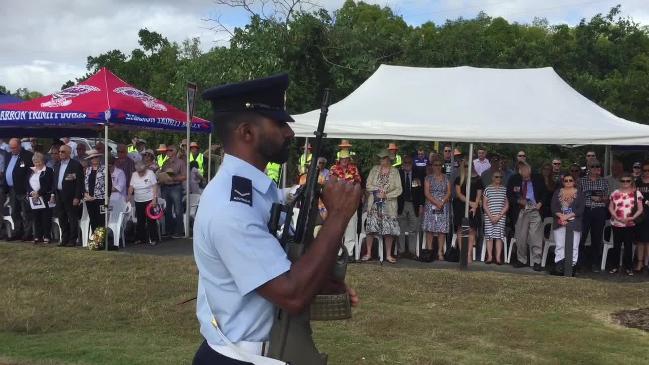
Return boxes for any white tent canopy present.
[291,65,649,145]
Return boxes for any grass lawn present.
[1,243,649,365]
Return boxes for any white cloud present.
[1,0,647,94]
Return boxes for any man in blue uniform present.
[193,74,361,365]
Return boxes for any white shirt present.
[129,169,157,202]
[473,158,491,176]
[111,167,127,201]
[194,154,291,346]
[57,159,70,190]
[29,167,44,192]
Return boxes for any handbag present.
[632,190,645,225]
[444,244,459,262]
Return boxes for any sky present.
[1,0,648,95]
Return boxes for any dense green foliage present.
[5,2,649,175]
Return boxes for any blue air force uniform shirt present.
[193,154,292,346]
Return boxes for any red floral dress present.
[610,189,644,228]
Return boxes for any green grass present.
[1,244,649,365]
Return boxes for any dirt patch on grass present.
[613,308,649,332]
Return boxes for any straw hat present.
[156,144,168,152]
[142,149,155,156]
[85,149,103,159]
[453,148,463,157]
[338,139,353,148]
[387,143,398,151]
[339,150,351,159]
[376,149,391,158]
[189,142,199,149]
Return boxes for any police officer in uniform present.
[193,74,361,365]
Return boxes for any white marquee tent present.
[291,64,649,145]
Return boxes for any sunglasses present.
[586,154,596,157]
[633,166,641,169]
[621,179,633,183]
[552,162,561,165]
[518,154,526,158]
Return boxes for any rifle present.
[266,89,351,365]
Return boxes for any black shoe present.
[591,265,601,273]
[347,255,356,263]
[512,259,527,268]
[533,263,542,272]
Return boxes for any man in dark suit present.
[507,161,547,270]
[53,144,84,247]
[397,155,425,256]
[4,138,34,240]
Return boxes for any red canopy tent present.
[0,68,213,245]
[0,67,210,134]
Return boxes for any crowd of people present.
[4,135,649,277]
[0,137,213,247]
[288,141,649,277]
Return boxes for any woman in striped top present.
[482,172,508,264]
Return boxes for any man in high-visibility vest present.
[128,136,143,153]
[298,143,312,174]
[336,139,356,163]
[188,141,205,176]
[156,144,169,168]
[388,142,402,168]
[265,162,282,185]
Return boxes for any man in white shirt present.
[473,147,491,176]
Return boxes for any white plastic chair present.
[2,198,14,238]
[480,236,511,263]
[156,198,167,240]
[600,221,614,271]
[451,233,476,261]
[356,212,367,261]
[107,198,130,248]
[506,238,518,264]
[541,217,555,268]
[80,202,90,247]
[183,193,202,236]
[52,217,62,242]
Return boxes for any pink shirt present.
[610,189,643,227]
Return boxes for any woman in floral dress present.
[362,150,403,263]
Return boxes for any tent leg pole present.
[207,133,212,181]
[104,124,109,252]
[281,163,287,188]
[604,146,612,176]
[461,143,474,268]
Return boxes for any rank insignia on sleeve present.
[231,176,253,206]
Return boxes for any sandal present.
[626,269,634,276]
[437,254,445,261]
[43,238,50,244]
[360,255,371,262]
[386,256,397,264]
[609,268,619,274]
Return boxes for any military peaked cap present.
[202,73,294,123]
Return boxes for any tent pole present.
[302,138,309,174]
[207,133,212,181]
[605,145,611,176]
[281,162,287,188]
[104,123,109,252]
[464,144,474,219]
[185,83,196,239]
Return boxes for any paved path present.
[4,238,648,282]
